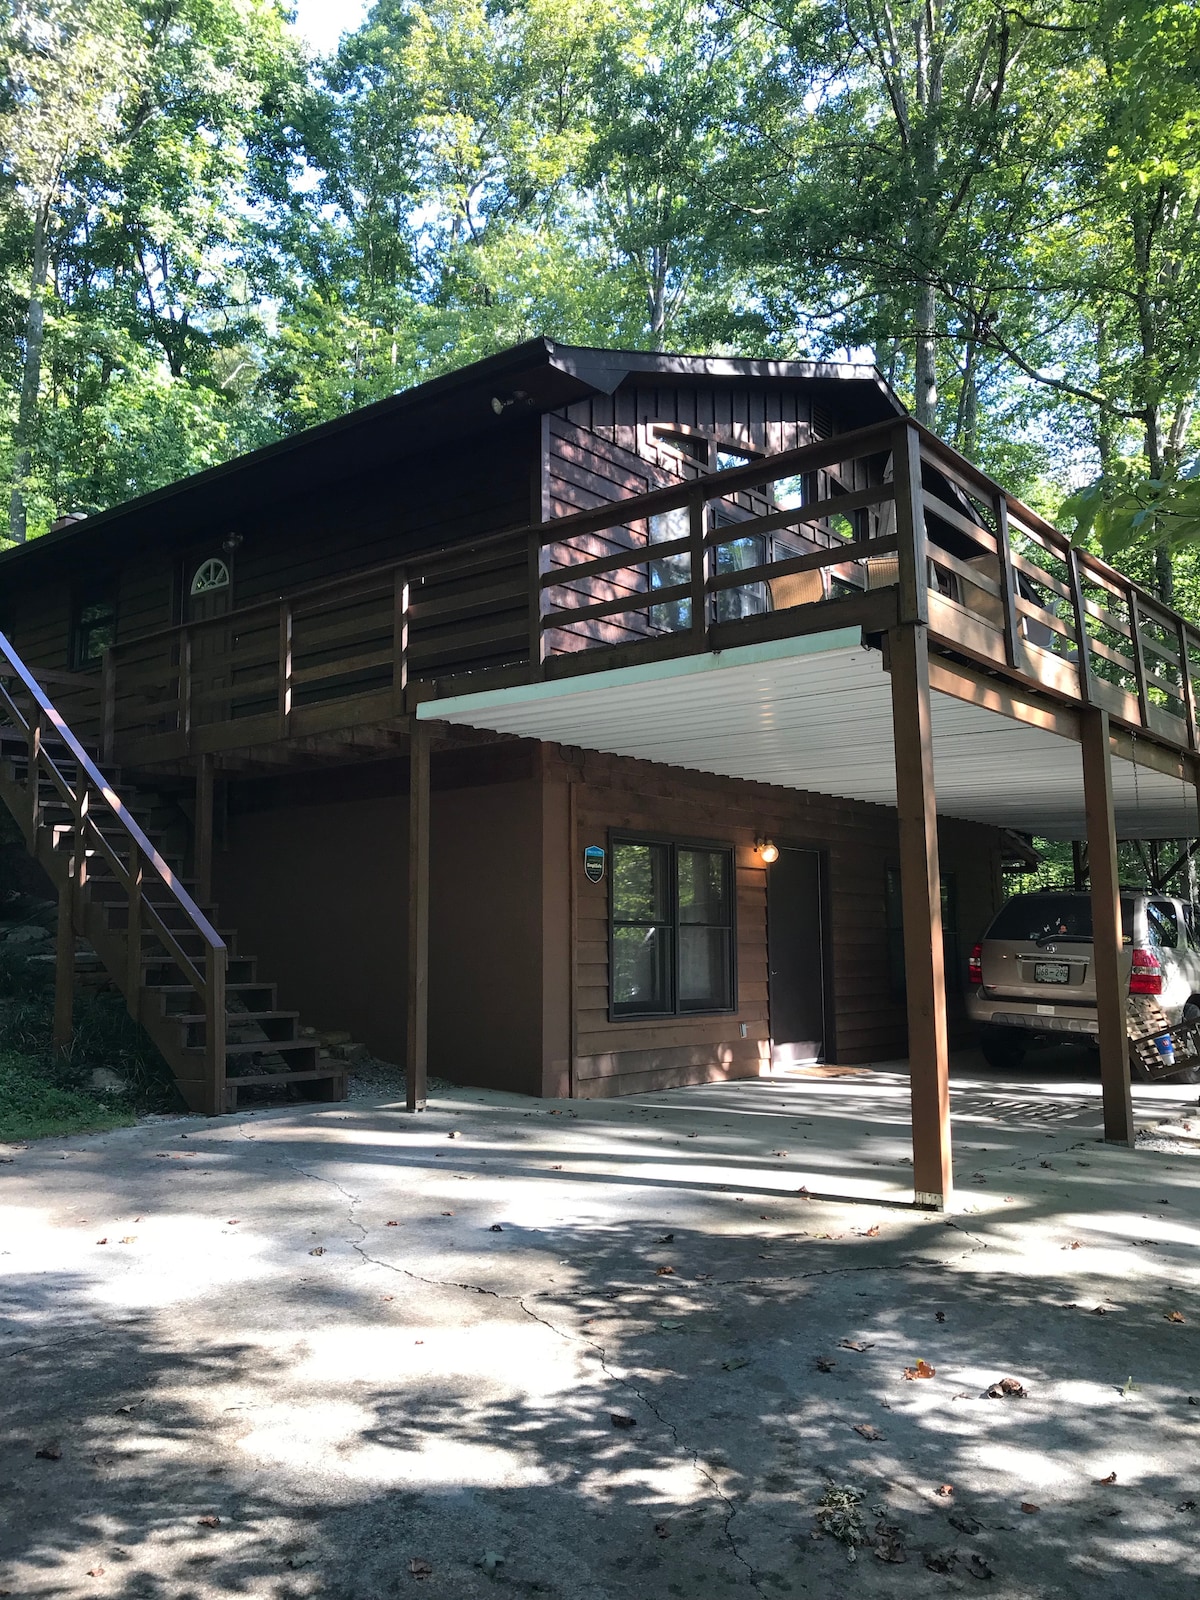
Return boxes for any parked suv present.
[966,889,1200,1070]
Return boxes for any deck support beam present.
[195,755,214,907]
[406,718,431,1113]
[53,868,75,1053]
[1081,707,1134,1145]
[889,622,953,1209]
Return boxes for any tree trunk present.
[1144,406,1174,605]
[9,201,51,544]
[914,281,938,427]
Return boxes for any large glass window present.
[611,838,735,1017]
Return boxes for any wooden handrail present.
[0,630,226,1102]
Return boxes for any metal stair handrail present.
[0,630,226,1097]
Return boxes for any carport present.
[406,417,1200,1212]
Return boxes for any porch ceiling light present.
[756,838,779,865]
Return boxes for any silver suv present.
[967,889,1200,1070]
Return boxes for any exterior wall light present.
[756,838,779,865]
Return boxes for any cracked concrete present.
[2,1052,1199,1598]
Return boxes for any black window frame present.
[608,832,737,1021]
[70,580,118,671]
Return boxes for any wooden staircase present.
[0,632,348,1114]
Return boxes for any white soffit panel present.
[425,632,1196,840]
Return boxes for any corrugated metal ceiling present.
[425,632,1195,840]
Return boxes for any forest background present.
[2,0,1200,627]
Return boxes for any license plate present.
[1034,961,1070,984]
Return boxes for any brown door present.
[768,847,827,1064]
[185,556,232,726]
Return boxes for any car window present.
[987,894,1134,944]
[1188,905,1200,951]
[1147,901,1180,948]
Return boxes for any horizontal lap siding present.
[565,750,1003,1099]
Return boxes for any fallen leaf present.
[610,1411,637,1429]
[655,1265,675,1276]
[935,1310,946,1322]
[448,1130,460,1139]
[95,1238,108,1246]
[308,1247,325,1256]
[1095,1472,1117,1486]
[196,1515,221,1528]
[380,1294,394,1302]
[925,1549,957,1574]
[1166,1310,1185,1324]
[1065,1240,1082,1250]
[854,1423,884,1440]
[288,1551,316,1568]
[935,1484,954,1497]
[227,1219,239,1225]
[815,1355,837,1372]
[838,1339,874,1351]
[984,1377,1027,1399]
[1020,1502,1039,1514]
[35,1442,61,1460]
[654,1520,671,1538]
[949,1509,981,1535]
[552,1164,563,1171]
[489,1223,503,1232]
[864,1224,880,1237]
[1040,1159,1054,1169]
[118,1236,137,1245]
[1178,1499,1198,1512]
[874,1522,907,1562]
[87,1567,105,1578]
[114,1403,140,1415]
[386,1220,400,1226]
[655,1233,674,1244]
[480,1551,506,1576]
[1092,1305,1110,1315]
[441,1212,453,1217]
[408,1557,433,1578]
[903,1360,936,1381]
[966,1552,994,1579]
[722,1356,749,1371]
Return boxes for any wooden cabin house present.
[3,339,1198,1206]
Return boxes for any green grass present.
[0,1050,137,1141]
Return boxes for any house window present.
[190,557,230,596]
[712,511,769,623]
[653,427,709,466]
[71,586,117,668]
[611,837,735,1017]
[648,506,692,632]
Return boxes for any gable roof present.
[0,338,904,575]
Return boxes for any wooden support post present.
[100,648,116,766]
[891,421,928,624]
[889,622,952,1208]
[278,602,293,738]
[179,629,193,752]
[994,496,1020,669]
[1127,588,1150,729]
[1067,546,1093,703]
[392,569,409,712]
[204,943,227,1116]
[53,863,75,1052]
[688,491,707,642]
[406,718,431,1113]
[1081,707,1134,1146]
[28,708,41,843]
[527,533,547,679]
[195,755,214,907]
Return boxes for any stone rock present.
[90,1068,127,1095]
[333,1042,369,1064]
[319,1030,352,1047]
[4,924,50,945]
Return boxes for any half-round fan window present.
[189,558,230,596]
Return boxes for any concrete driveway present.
[2,1056,1199,1599]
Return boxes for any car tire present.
[979,1027,1028,1070]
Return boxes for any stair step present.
[225,1068,344,1086]
[155,982,277,1011]
[220,1038,318,1058]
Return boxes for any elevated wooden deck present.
[28,418,1200,780]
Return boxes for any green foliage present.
[0,1049,135,1140]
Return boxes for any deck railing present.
[34,417,1200,766]
[0,630,227,1098]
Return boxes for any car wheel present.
[979,1027,1028,1070]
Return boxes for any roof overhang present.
[0,339,904,577]
[420,631,1196,840]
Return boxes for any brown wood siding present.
[559,749,1003,1099]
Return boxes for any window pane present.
[613,924,671,1013]
[679,926,731,1010]
[677,848,729,925]
[613,842,670,924]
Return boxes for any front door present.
[185,555,232,726]
[768,847,826,1064]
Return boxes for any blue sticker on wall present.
[583,845,606,883]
